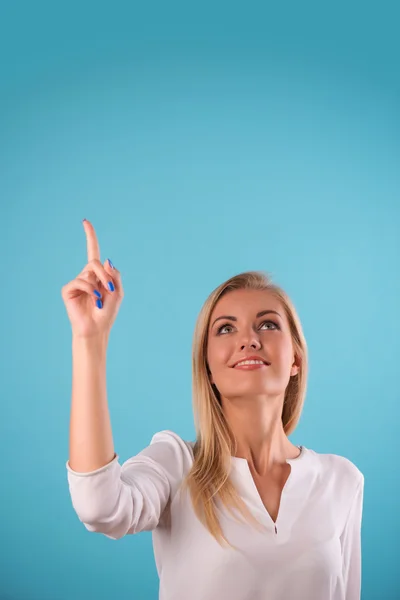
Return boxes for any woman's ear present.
[291,355,301,376]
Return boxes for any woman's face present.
[206,288,300,401]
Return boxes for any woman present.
[63,219,364,600]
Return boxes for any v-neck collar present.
[229,446,313,535]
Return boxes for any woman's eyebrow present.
[211,310,282,328]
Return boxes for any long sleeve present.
[340,474,364,599]
[66,430,192,540]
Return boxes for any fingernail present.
[82,218,87,222]
[96,299,103,309]
[108,258,115,269]
[108,281,115,292]
[94,290,101,298]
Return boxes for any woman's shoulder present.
[130,429,195,471]
[306,445,364,490]
[150,428,195,453]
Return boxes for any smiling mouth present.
[233,360,271,369]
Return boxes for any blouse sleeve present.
[65,430,192,540]
[340,474,365,599]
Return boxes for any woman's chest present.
[162,495,343,600]
[250,465,291,523]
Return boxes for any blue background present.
[1,1,399,598]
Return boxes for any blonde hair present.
[180,270,308,549]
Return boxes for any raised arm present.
[61,219,124,472]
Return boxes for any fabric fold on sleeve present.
[340,474,364,599]
[66,430,192,540]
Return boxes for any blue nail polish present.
[94,289,101,298]
[96,299,103,309]
[108,281,115,292]
[108,258,115,269]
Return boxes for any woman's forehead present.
[212,289,282,314]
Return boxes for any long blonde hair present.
[180,270,308,549]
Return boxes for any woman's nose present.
[240,338,261,351]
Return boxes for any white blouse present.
[66,429,364,600]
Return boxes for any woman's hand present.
[61,219,124,339]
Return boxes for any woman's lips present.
[234,364,270,370]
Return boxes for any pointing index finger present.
[83,219,101,263]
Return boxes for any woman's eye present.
[217,324,233,335]
[260,320,279,330]
[216,320,279,335]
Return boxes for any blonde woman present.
[64,219,364,600]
